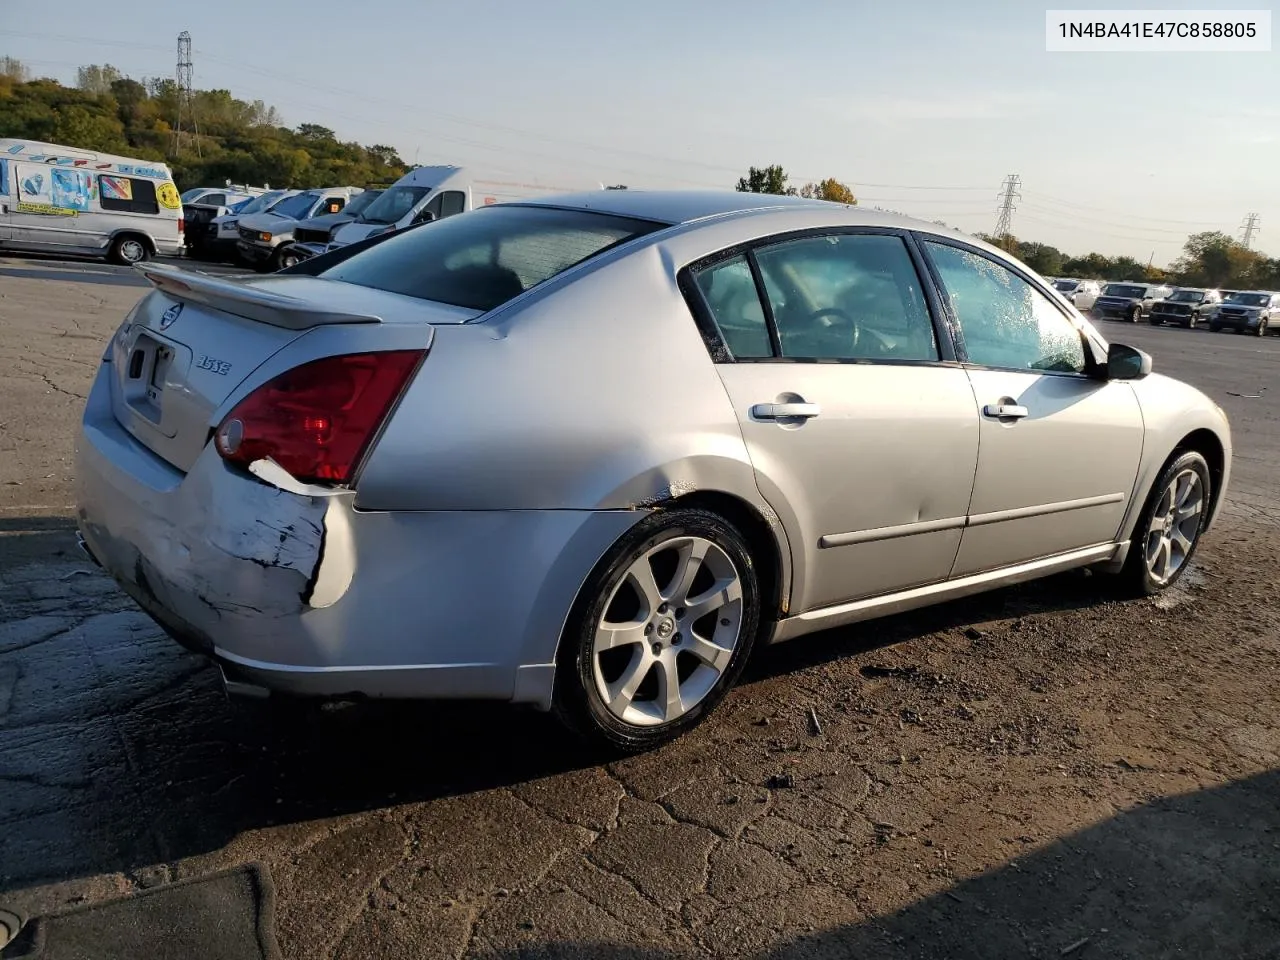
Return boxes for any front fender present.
[1119,374,1232,541]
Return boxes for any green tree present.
[1170,231,1264,288]
[0,55,28,82]
[76,64,122,95]
[0,66,411,191]
[1015,241,1067,276]
[797,178,856,204]
[736,165,795,195]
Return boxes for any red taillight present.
[214,350,424,485]
[178,216,185,234]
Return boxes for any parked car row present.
[181,165,602,271]
[1068,277,1280,336]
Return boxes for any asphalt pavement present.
[1,262,1278,959]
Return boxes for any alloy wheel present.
[591,535,744,727]
[1144,468,1205,586]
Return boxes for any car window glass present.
[753,234,937,361]
[439,191,467,218]
[322,205,662,311]
[922,241,1087,374]
[693,256,772,359]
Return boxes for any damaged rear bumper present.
[75,363,646,708]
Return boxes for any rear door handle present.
[983,403,1029,420]
[752,402,821,421]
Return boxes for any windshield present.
[1052,279,1079,292]
[1168,290,1205,302]
[1225,293,1272,307]
[320,205,664,311]
[342,190,382,218]
[1103,284,1147,298]
[180,188,206,202]
[360,186,431,225]
[268,192,321,220]
[235,190,287,216]
[228,197,253,214]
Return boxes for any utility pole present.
[172,31,200,157]
[1240,213,1260,250]
[994,174,1021,240]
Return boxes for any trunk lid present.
[111,266,477,473]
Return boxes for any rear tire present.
[1256,319,1269,337]
[1130,305,1142,322]
[552,508,761,753]
[109,235,150,266]
[1114,450,1212,597]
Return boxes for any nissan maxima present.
[76,191,1232,751]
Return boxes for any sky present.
[2,0,1277,265]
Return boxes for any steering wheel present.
[804,307,859,354]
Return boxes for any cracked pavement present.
[2,259,1279,958]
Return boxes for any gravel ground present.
[1,258,1278,959]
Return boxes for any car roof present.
[513,189,938,230]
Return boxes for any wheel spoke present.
[684,576,742,623]
[655,654,684,722]
[1155,484,1174,516]
[1171,527,1194,556]
[606,650,651,713]
[1174,474,1197,509]
[1175,499,1202,523]
[1155,536,1173,579]
[688,635,733,673]
[594,619,648,652]
[624,560,663,614]
[665,538,710,604]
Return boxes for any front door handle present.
[983,403,1029,420]
[752,402,821,421]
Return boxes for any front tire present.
[1116,451,1211,597]
[1130,305,1142,323]
[552,508,761,752]
[1256,319,1269,337]
[109,235,150,266]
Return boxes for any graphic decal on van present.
[16,166,92,216]
[156,182,181,210]
[100,176,133,201]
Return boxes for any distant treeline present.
[0,58,409,191]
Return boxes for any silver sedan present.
[76,191,1232,750]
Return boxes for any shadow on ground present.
[480,769,1280,959]
[0,526,1135,901]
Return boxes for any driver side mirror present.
[414,209,436,225]
[1107,343,1152,380]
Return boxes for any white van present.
[0,138,183,264]
[325,166,601,251]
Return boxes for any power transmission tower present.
[172,31,200,157]
[1240,213,1260,250]
[994,174,1021,238]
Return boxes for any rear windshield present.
[1168,290,1205,302]
[320,205,665,311]
[1052,279,1078,292]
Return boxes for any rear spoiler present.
[134,263,382,330]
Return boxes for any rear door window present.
[320,205,665,311]
[98,176,159,215]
